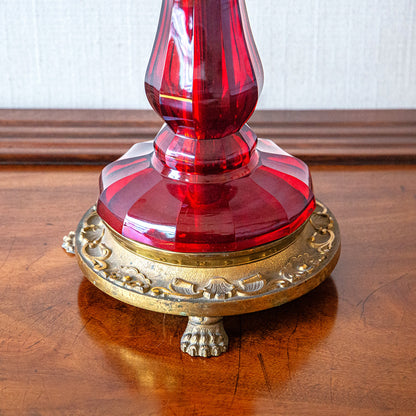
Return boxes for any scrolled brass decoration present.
[276,252,324,288]
[75,203,337,301]
[309,201,335,254]
[80,214,112,272]
[274,201,335,288]
[79,214,152,293]
[203,278,235,299]
[151,274,265,300]
[237,273,265,293]
[108,266,152,294]
[62,232,75,254]
[151,278,203,299]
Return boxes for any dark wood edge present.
[1,109,415,165]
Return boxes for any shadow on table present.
[78,275,338,414]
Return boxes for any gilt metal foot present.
[181,316,228,357]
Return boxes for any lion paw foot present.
[180,317,228,357]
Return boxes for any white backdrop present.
[0,0,415,109]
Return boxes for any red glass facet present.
[97,139,315,252]
[97,0,315,253]
[145,0,264,140]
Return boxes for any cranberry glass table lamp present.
[63,0,340,357]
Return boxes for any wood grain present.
[1,109,415,164]
[0,165,415,415]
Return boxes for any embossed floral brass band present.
[67,201,340,316]
[65,201,340,357]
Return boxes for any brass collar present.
[104,219,308,268]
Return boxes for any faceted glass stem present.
[145,0,264,141]
[97,0,315,253]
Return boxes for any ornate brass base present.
[63,201,340,357]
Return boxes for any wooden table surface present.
[0,164,415,415]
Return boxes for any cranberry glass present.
[97,0,315,253]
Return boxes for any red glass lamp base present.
[97,135,315,253]
[62,0,341,359]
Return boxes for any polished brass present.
[63,201,340,357]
